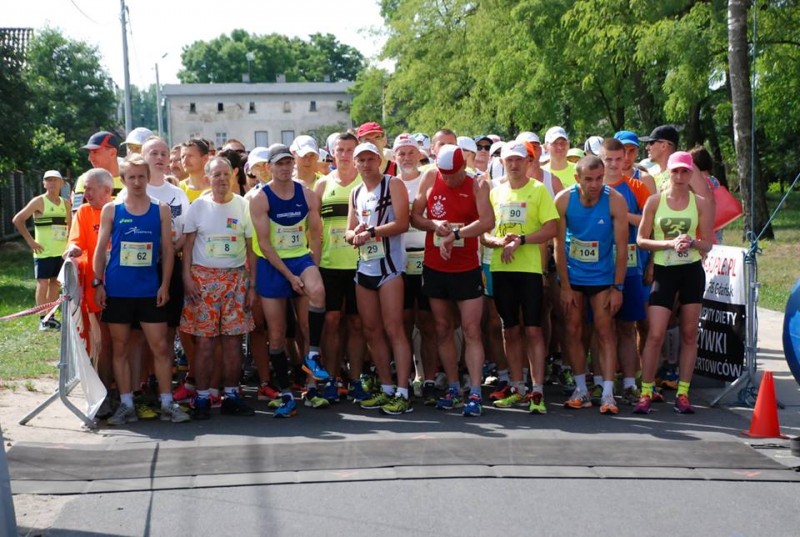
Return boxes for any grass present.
[721,190,800,312]
[0,241,61,382]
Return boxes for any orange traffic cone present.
[742,371,787,438]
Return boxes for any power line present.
[68,0,101,25]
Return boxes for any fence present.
[1,170,39,241]
[18,259,106,428]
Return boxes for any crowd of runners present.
[12,120,723,424]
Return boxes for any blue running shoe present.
[323,380,339,403]
[302,353,330,382]
[436,388,463,410]
[463,394,483,417]
[273,394,298,418]
[350,379,369,402]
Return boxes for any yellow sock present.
[677,381,690,397]
[641,382,654,397]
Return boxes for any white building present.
[162,81,353,149]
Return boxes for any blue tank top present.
[263,180,310,259]
[610,180,649,277]
[105,201,161,298]
[564,185,615,286]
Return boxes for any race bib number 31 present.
[120,241,153,267]
[275,224,304,250]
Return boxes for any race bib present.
[275,224,304,250]
[51,225,67,242]
[359,239,385,261]
[627,244,638,268]
[662,248,693,266]
[498,202,527,225]
[569,238,599,262]
[120,241,153,267]
[406,250,424,275]
[329,227,348,248]
[433,223,465,247]
[205,234,238,258]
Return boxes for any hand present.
[183,277,201,303]
[608,288,623,316]
[245,287,257,311]
[65,245,83,258]
[673,234,692,252]
[353,222,368,236]
[643,261,654,286]
[560,286,579,314]
[352,230,370,247]
[433,220,451,237]
[94,286,107,309]
[28,241,44,255]
[439,232,455,260]
[289,274,305,294]
[500,234,520,263]
[156,284,170,307]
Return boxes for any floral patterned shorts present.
[180,265,254,337]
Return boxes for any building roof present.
[163,81,353,97]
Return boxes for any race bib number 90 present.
[498,202,527,225]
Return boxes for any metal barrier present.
[18,259,101,429]
[0,421,18,536]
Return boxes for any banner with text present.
[695,245,747,382]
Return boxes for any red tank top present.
[424,172,480,272]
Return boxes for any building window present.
[249,101,256,113]
[255,131,268,147]
[189,102,197,114]
[281,130,295,145]
[217,102,224,112]
[283,101,291,113]
[215,132,227,148]
[309,100,317,112]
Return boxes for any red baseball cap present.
[356,121,384,139]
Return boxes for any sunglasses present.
[477,145,492,151]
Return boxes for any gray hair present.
[82,168,114,190]
[204,156,232,175]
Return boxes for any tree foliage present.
[0,36,31,173]
[178,31,365,83]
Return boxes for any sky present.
[6,0,388,88]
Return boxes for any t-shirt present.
[489,179,559,274]
[67,204,103,313]
[183,193,252,269]
[544,161,577,188]
[179,179,209,204]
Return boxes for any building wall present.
[166,89,352,149]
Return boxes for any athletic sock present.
[470,385,481,398]
[497,369,510,383]
[209,388,220,398]
[623,376,637,389]
[120,392,134,408]
[381,384,396,396]
[308,305,325,351]
[641,381,655,397]
[196,389,211,400]
[677,380,690,397]
[224,386,238,397]
[602,380,614,398]
[160,393,173,407]
[448,381,460,392]
[574,374,588,392]
[396,387,409,400]
[270,348,290,390]
[593,374,604,387]
[532,383,544,395]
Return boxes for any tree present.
[129,84,159,132]
[349,67,389,128]
[0,33,32,173]
[28,125,82,179]
[24,28,118,149]
[728,0,772,239]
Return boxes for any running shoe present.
[493,387,525,408]
[273,395,298,418]
[209,393,223,409]
[564,388,592,409]
[257,384,280,401]
[360,373,378,394]
[433,371,448,391]
[422,381,438,406]
[599,394,619,415]
[191,397,211,420]
[360,391,391,410]
[45,318,61,330]
[267,397,284,409]
[160,402,191,423]
[489,381,510,401]
[436,388,463,410]
[528,392,547,414]
[135,404,158,420]
[657,365,679,390]
[463,394,483,417]
[651,388,665,403]
[673,394,695,414]
[350,379,370,402]
[221,393,256,416]
[590,384,604,407]
[323,380,339,403]
[304,389,331,409]
[632,394,653,414]
[107,403,137,426]
[621,386,641,406]
[302,353,330,381]
[172,380,196,403]
[559,367,576,394]
[380,395,413,415]
[336,378,349,398]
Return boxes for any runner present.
[634,151,713,414]
[554,155,628,415]
[411,144,494,417]
[346,142,413,415]
[92,156,189,425]
[12,170,71,331]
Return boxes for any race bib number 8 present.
[406,250,424,275]
[206,235,238,258]
[360,239,385,262]
[120,241,153,267]
[569,238,599,262]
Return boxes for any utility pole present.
[155,62,163,135]
[120,0,132,133]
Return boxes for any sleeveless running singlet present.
[264,181,310,260]
[352,175,405,277]
[320,173,362,269]
[105,201,161,297]
[34,196,68,259]
[424,172,480,273]
[653,191,701,267]
[564,185,615,286]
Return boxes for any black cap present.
[639,125,679,147]
[267,144,293,164]
[82,131,120,150]
[474,135,492,144]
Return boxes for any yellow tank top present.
[653,191,701,266]
[320,174,362,269]
[33,196,68,258]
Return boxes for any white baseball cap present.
[516,131,541,144]
[354,142,381,158]
[122,127,154,146]
[501,141,529,160]
[290,135,319,157]
[544,126,569,145]
[457,136,478,154]
[43,170,63,180]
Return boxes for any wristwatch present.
[368,226,377,238]
[453,228,461,241]
[91,278,104,288]
[613,283,624,292]
[519,235,526,245]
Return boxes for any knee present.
[461,321,482,341]
[502,324,522,341]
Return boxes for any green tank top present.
[33,196,68,258]
[653,191,701,266]
[544,162,577,188]
[320,174,362,269]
